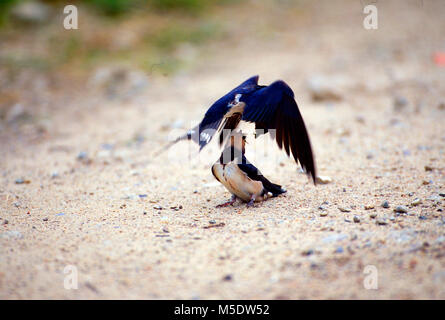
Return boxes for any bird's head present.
[228,94,242,109]
[225,94,246,118]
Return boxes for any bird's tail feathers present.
[263,181,287,197]
[153,129,194,156]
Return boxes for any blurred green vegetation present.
[38,19,222,75]
[151,22,221,51]
[88,0,238,15]
[0,0,17,25]
[0,0,234,21]
[0,0,245,77]
[86,0,141,15]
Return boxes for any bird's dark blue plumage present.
[196,75,260,149]
[240,80,316,182]
[167,75,316,183]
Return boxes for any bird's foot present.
[216,195,237,208]
[246,195,256,208]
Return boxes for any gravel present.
[0,230,23,239]
[381,201,390,208]
[394,206,408,213]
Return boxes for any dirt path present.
[1,1,444,299]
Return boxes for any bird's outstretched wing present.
[196,75,259,150]
[242,80,316,183]
[156,75,260,156]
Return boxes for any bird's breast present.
[212,162,264,202]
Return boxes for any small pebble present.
[353,216,361,223]
[319,211,328,217]
[411,198,422,206]
[418,216,427,220]
[393,95,408,110]
[316,176,332,184]
[355,115,365,123]
[77,151,88,160]
[376,218,388,225]
[424,165,433,171]
[100,143,113,150]
[42,218,48,221]
[335,247,344,253]
[364,205,375,210]
[209,220,216,224]
[369,213,377,219]
[381,201,390,208]
[153,205,162,210]
[15,178,30,184]
[338,207,351,213]
[394,206,408,213]
[403,150,411,156]
[222,274,233,282]
[302,249,314,256]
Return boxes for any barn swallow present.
[161,75,316,183]
[211,131,287,208]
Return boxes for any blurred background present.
[0,0,444,139]
[1,0,444,126]
[1,0,444,299]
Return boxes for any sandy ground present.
[1,1,444,299]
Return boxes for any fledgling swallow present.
[211,132,286,208]
[160,75,316,183]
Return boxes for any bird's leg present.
[216,195,237,208]
[246,194,256,208]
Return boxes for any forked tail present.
[153,126,197,156]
